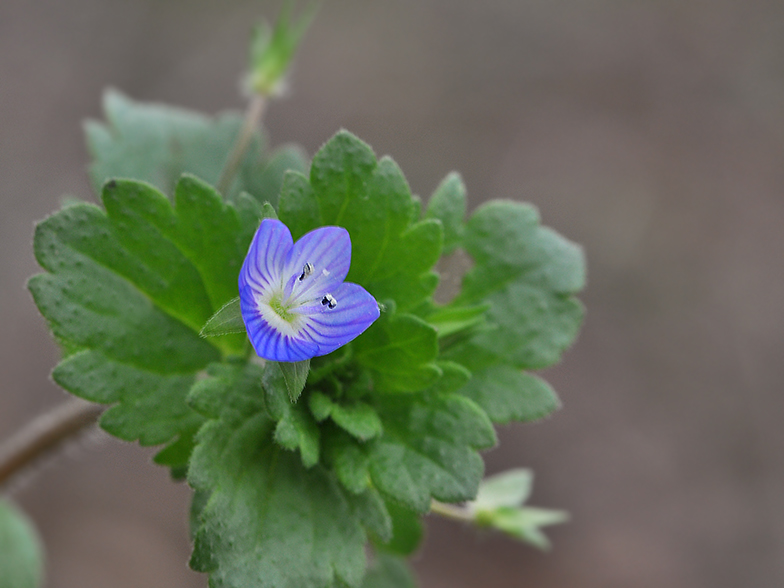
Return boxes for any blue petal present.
[239,219,292,293]
[240,284,319,362]
[296,282,380,356]
[280,226,351,303]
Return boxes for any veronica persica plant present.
[239,218,380,362]
[18,8,586,588]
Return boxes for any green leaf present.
[449,200,585,371]
[308,392,383,440]
[425,303,489,339]
[0,500,44,588]
[279,131,443,312]
[270,359,311,402]
[29,176,255,467]
[324,430,371,494]
[456,365,560,424]
[426,361,471,395]
[188,363,368,588]
[262,362,320,467]
[200,297,246,337]
[354,311,441,393]
[85,89,264,199]
[472,469,533,510]
[373,501,423,556]
[360,555,417,588]
[367,394,496,512]
[424,171,466,255]
[53,351,203,446]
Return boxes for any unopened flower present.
[239,219,380,362]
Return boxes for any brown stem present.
[217,94,267,196]
[0,399,104,488]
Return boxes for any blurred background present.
[2,0,783,586]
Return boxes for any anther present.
[299,262,314,281]
[321,294,337,309]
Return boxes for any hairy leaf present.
[85,89,264,199]
[354,311,441,393]
[456,365,560,424]
[279,131,443,312]
[367,394,496,512]
[30,176,256,468]
[448,200,585,371]
[188,363,368,588]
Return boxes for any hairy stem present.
[0,399,103,488]
[217,94,267,196]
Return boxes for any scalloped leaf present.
[446,200,585,371]
[278,131,443,312]
[29,176,256,470]
[367,393,497,512]
[187,362,369,588]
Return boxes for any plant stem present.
[0,399,103,488]
[429,500,474,522]
[217,94,267,196]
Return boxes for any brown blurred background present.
[2,0,783,586]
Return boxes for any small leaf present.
[425,171,466,255]
[324,431,372,495]
[457,365,560,424]
[354,312,441,393]
[472,469,533,510]
[263,361,319,466]
[200,297,246,337]
[308,392,382,440]
[274,359,311,402]
[0,500,44,588]
[425,303,489,339]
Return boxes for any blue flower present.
[239,218,380,362]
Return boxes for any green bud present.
[247,1,318,96]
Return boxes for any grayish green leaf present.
[425,171,466,255]
[457,365,560,424]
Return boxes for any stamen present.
[299,262,314,281]
[321,293,337,309]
